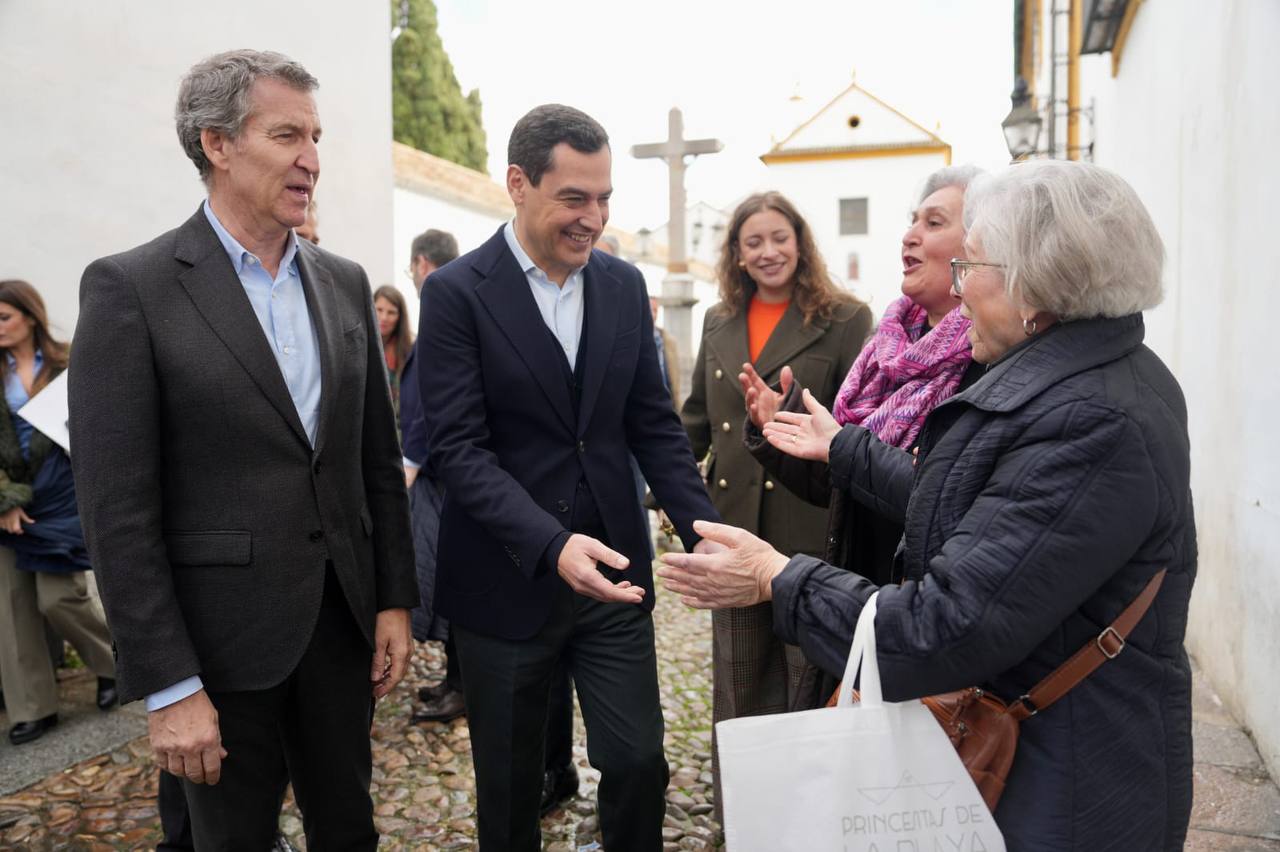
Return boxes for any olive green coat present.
[682,298,873,557]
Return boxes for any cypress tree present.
[390,0,488,171]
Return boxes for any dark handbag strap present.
[1007,568,1166,721]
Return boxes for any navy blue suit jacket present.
[399,343,428,469]
[419,227,718,639]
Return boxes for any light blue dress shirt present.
[503,221,585,365]
[4,350,43,458]
[147,203,324,713]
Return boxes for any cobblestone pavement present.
[3,562,1278,850]
[0,557,723,851]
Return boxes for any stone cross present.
[631,108,724,273]
[631,108,722,400]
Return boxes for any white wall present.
[765,152,951,318]
[0,3,393,335]
[1069,1,1280,779]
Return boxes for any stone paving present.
[0,556,722,851]
[2,563,1278,850]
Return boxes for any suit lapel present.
[174,210,311,447]
[705,309,751,402]
[473,232,576,434]
[575,257,621,436]
[752,301,826,382]
[296,243,342,455]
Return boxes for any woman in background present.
[374,284,413,404]
[681,191,872,815]
[0,279,117,745]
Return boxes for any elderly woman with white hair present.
[659,160,1195,850]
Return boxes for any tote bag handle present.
[836,591,881,708]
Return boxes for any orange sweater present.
[747,295,790,363]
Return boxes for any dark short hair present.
[410,229,459,268]
[508,104,609,186]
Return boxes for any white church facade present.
[760,79,952,316]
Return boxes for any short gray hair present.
[919,164,984,205]
[963,160,1164,320]
[175,50,318,185]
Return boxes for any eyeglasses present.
[950,259,1006,297]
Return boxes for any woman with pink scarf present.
[742,165,984,590]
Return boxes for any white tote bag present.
[716,592,1006,852]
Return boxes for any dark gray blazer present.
[69,206,418,705]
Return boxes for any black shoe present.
[96,677,119,711]
[539,763,579,816]
[271,833,299,852]
[9,714,58,745]
[410,688,466,723]
[416,682,452,703]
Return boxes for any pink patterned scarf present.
[831,296,973,449]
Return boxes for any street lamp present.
[1001,78,1043,161]
[635,227,652,262]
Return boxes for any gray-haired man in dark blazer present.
[68,49,417,850]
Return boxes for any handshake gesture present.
[557,532,726,604]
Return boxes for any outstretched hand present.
[739,363,794,429]
[760,388,841,462]
[656,520,790,610]
[558,533,644,604]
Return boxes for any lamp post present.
[1001,78,1043,161]
[635,227,652,263]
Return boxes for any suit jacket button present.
[721,422,732,433]
[556,500,570,513]
[718,478,728,489]
[577,441,586,454]
[764,480,775,491]
[714,369,724,380]
[309,530,324,542]
[312,460,322,474]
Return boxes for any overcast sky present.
[435,0,1015,232]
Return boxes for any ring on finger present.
[791,435,798,443]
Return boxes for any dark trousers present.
[455,581,668,852]
[443,629,463,692]
[157,761,290,850]
[180,568,377,851]
[545,660,573,772]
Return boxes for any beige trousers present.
[0,546,115,722]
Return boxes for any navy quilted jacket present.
[772,314,1196,850]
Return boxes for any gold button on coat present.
[714,369,724,380]
[764,480,775,491]
[718,478,728,489]
[721,422,732,433]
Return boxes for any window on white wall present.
[839,198,868,236]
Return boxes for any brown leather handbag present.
[828,569,1167,811]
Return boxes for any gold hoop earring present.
[737,260,747,269]
[1023,317,1037,336]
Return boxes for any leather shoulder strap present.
[1009,569,1167,721]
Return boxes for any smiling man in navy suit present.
[419,104,720,851]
